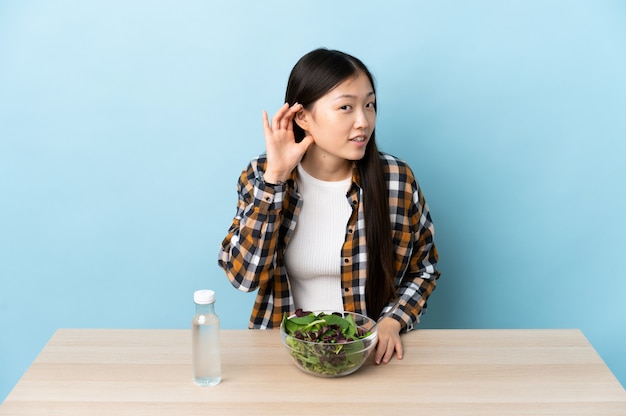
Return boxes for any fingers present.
[375,337,403,365]
[375,338,391,364]
[269,102,302,131]
[374,318,403,365]
[299,135,315,149]
[270,103,288,131]
[262,110,271,133]
[395,340,404,360]
[285,103,302,131]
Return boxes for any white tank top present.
[284,164,352,313]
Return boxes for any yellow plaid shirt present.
[218,152,440,330]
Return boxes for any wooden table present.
[1,329,625,415]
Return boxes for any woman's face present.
[297,71,376,170]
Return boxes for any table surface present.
[1,328,625,416]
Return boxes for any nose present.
[354,109,371,130]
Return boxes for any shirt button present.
[343,258,350,264]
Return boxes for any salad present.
[281,309,376,376]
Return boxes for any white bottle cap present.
[194,289,215,304]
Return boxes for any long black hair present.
[284,48,397,320]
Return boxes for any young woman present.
[218,48,440,365]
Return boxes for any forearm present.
[218,177,286,291]
[386,172,440,331]
[386,210,440,330]
[383,271,438,331]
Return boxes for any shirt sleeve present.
[383,164,440,332]
[218,158,287,292]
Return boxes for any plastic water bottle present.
[192,289,221,386]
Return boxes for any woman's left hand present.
[374,317,403,364]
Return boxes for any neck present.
[300,146,353,181]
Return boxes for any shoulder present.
[378,152,409,168]
[377,153,427,212]
[378,152,416,183]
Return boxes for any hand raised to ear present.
[262,102,314,184]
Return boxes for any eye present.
[339,105,352,111]
[366,101,376,109]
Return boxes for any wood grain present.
[1,329,624,415]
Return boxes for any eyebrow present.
[333,91,376,100]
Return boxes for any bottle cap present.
[194,289,215,304]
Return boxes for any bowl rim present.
[280,310,378,347]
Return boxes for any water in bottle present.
[192,289,221,386]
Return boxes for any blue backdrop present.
[1,0,625,401]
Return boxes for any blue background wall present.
[1,0,625,402]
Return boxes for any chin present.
[348,150,368,161]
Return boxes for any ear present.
[294,108,310,131]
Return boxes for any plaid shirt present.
[218,152,440,331]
